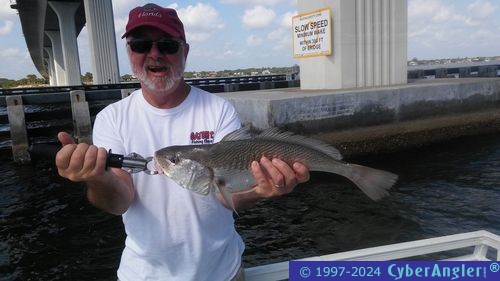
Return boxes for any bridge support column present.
[297,0,407,90]
[45,31,66,86]
[48,1,82,86]
[83,0,120,84]
[44,47,57,86]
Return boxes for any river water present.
[1,133,499,280]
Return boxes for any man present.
[55,3,309,281]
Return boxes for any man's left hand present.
[251,156,310,198]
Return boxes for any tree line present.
[0,74,47,88]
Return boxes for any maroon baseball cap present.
[122,3,186,41]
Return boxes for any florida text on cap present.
[122,3,186,41]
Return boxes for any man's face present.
[127,28,188,93]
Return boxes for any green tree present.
[184,72,195,78]
[82,72,93,84]
[121,74,134,81]
[0,78,17,88]
[26,74,38,84]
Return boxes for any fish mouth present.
[152,160,165,175]
[152,156,172,176]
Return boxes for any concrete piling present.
[70,90,92,144]
[6,96,31,164]
[121,88,134,99]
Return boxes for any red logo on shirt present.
[191,130,214,144]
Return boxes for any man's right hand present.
[55,132,109,183]
[55,132,135,215]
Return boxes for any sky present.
[0,0,499,80]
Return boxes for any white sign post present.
[292,8,332,58]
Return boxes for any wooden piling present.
[6,96,30,164]
[70,90,92,144]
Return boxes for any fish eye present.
[169,156,178,164]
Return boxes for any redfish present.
[154,126,398,210]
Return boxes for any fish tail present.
[336,164,397,201]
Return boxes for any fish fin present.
[221,124,253,142]
[345,164,398,201]
[256,127,343,160]
[214,181,238,215]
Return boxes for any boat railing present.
[245,230,500,281]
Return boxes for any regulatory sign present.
[292,8,332,58]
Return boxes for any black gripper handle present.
[106,149,124,170]
[28,144,125,170]
[28,144,60,162]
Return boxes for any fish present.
[154,126,398,211]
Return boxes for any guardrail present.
[0,73,293,96]
[407,63,500,79]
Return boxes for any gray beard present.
[132,57,185,93]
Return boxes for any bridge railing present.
[0,73,294,96]
[407,63,500,79]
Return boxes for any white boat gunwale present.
[245,230,500,281]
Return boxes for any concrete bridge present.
[11,0,119,86]
[11,0,409,89]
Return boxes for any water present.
[1,133,500,280]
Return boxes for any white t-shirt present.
[92,87,245,281]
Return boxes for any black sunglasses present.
[127,38,182,55]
